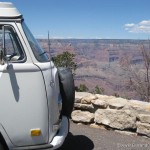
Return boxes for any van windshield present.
[22,21,49,62]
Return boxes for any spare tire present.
[58,67,75,118]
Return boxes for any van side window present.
[0,25,25,62]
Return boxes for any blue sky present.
[2,0,150,39]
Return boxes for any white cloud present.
[124,20,150,33]
[124,23,135,27]
[139,20,150,25]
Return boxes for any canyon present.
[38,39,150,100]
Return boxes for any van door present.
[21,22,62,143]
[0,25,49,146]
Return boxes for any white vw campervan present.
[0,2,75,150]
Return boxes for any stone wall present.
[71,92,150,138]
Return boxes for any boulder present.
[75,92,92,103]
[123,104,148,116]
[136,122,150,137]
[145,104,150,112]
[138,114,150,124]
[74,103,94,112]
[95,109,136,130]
[71,110,94,123]
[95,94,128,109]
[95,94,115,100]
[81,94,97,104]
[91,99,108,108]
[108,98,128,109]
[128,100,150,112]
[109,102,125,109]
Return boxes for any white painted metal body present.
[0,2,68,150]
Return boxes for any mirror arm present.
[0,50,4,65]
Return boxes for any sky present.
[2,0,150,39]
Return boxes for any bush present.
[75,84,89,92]
[52,51,77,74]
[93,85,104,94]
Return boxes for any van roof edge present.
[0,2,22,19]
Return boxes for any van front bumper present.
[12,116,69,150]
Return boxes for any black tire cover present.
[58,67,75,118]
[0,143,5,150]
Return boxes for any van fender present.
[58,67,75,118]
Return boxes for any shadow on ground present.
[57,132,94,150]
